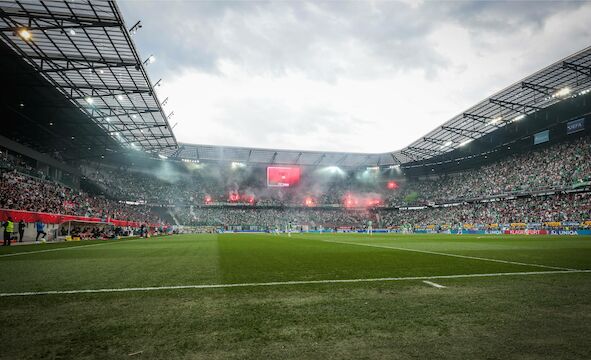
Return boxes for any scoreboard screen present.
[267,166,301,187]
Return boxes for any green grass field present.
[1,233,591,359]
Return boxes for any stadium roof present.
[170,143,397,168]
[171,45,591,167]
[0,0,176,154]
[401,45,591,164]
[1,1,590,167]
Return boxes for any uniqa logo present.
[550,230,578,235]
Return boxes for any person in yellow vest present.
[3,216,14,246]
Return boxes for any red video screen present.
[267,166,301,187]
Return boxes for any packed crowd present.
[378,192,591,226]
[385,135,591,205]
[169,192,590,228]
[2,135,590,228]
[80,135,591,209]
[171,206,373,228]
[0,170,163,224]
[0,148,47,180]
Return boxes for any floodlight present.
[321,166,345,176]
[513,114,525,122]
[459,139,473,147]
[117,95,124,100]
[85,96,94,105]
[143,55,156,66]
[554,87,571,97]
[129,21,142,36]
[489,116,502,125]
[17,27,32,41]
[69,29,76,36]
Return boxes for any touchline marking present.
[320,240,577,271]
[423,280,446,289]
[1,269,589,297]
[0,238,143,258]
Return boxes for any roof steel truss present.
[0,0,177,153]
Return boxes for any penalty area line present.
[1,269,590,297]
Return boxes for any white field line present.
[1,269,589,297]
[0,238,143,258]
[320,239,577,271]
[423,280,446,289]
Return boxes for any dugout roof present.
[0,0,176,154]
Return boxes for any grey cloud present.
[119,1,452,80]
[435,1,585,33]
[121,0,584,83]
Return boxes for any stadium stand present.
[2,129,589,236]
[0,168,163,224]
[70,134,590,229]
[0,0,590,239]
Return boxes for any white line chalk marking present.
[423,280,446,289]
[1,269,589,297]
[320,239,576,271]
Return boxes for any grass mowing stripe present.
[320,239,577,271]
[0,237,144,258]
[1,269,589,297]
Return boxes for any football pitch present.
[1,233,591,359]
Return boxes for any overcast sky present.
[119,0,591,153]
